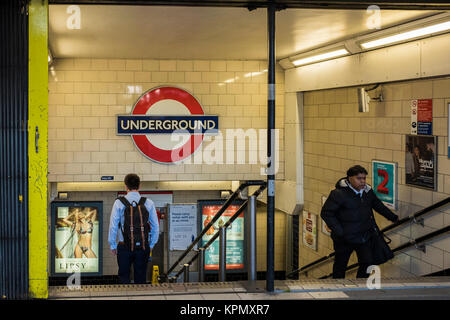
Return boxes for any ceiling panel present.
[49,5,439,60]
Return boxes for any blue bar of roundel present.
[117,115,219,134]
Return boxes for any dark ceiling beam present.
[48,1,450,10]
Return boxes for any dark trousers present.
[332,239,373,279]
[117,243,150,284]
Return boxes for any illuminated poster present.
[372,160,398,210]
[302,210,317,251]
[199,200,245,272]
[51,202,103,276]
[405,135,437,190]
[321,196,331,236]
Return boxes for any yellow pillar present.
[28,0,48,299]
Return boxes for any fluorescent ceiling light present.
[292,49,349,66]
[361,21,450,49]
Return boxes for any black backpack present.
[117,197,150,251]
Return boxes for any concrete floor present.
[48,276,450,300]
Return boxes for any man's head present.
[124,173,140,192]
[346,165,368,191]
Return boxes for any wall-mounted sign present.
[320,196,331,236]
[302,210,317,251]
[117,86,219,164]
[372,160,398,210]
[168,204,197,251]
[51,201,103,276]
[405,134,437,191]
[198,200,246,273]
[411,99,432,135]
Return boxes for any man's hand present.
[111,249,117,256]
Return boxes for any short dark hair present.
[346,165,368,177]
[124,173,140,190]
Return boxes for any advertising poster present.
[372,160,398,210]
[411,99,433,135]
[321,196,331,236]
[168,204,197,250]
[405,135,437,190]
[302,210,317,251]
[199,201,245,272]
[51,202,102,276]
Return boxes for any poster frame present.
[405,134,437,191]
[168,203,197,251]
[448,103,450,159]
[50,201,103,277]
[302,210,318,251]
[371,160,398,210]
[197,199,247,274]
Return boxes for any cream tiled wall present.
[48,58,285,182]
[48,190,221,277]
[300,77,450,278]
[47,190,286,277]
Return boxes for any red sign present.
[417,99,433,122]
[131,86,205,164]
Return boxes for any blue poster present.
[372,161,397,210]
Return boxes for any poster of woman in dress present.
[405,135,437,190]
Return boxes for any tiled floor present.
[49,277,450,300]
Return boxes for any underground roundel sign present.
[117,86,218,164]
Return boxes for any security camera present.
[358,88,370,113]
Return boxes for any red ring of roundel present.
[131,86,204,163]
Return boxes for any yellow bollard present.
[152,266,160,284]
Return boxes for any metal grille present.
[0,0,29,300]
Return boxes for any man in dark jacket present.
[321,165,398,279]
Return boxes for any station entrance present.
[2,0,450,300]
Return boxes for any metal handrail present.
[163,180,267,281]
[286,197,450,279]
[319,224,450,279]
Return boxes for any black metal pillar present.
[266,3,276,293]
[219,226,227,282]
[0,0,29,300]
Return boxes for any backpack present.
[117,196,150,251]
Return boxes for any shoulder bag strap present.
[117,197,130,238]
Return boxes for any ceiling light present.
[291,49,349,66]
[361,20,450,49]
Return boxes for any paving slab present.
[165,294,204,300]
[200,293,242,300]
[309,291,349,299]
[272,292,314,300]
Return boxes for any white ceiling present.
[49,5,439,60]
